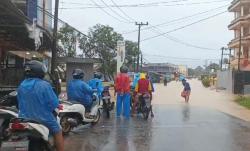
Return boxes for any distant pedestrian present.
[114,66,131,119]
[181,79,191,103]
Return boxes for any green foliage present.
[202,77,210,88]
[78,24,123,77]
[235,96,250,109]
[206,63,220,72]
[124,40,139,70]
[57,24,77,57]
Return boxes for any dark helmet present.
[94,72,102,79]
[120,66,128,73]
[72,69,84,79]
[24,60,47,79]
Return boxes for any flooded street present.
[64,80,250,151]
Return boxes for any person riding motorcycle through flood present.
[88,72,104,98]
[67,69,96,112]
[17,60,64,151]
[114,66,131,119]
[133,73,154,117]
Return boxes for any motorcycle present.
[0,91,18,141]
[59,92,102,135]
[136,93,152,120]
[101,86,114,118]
[1,118,55,151]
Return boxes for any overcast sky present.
[58,0,233,68]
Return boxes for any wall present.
[217,70,233,93]
[66,63,94,87]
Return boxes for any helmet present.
[24,60,47,79]
[120,66,128,73]
[72,69,84,79]
[94,72,102,79]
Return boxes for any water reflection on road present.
[64,105,250,151]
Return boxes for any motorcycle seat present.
[68,100,82,105]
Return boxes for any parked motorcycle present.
[136,93,152,120]
[59,92,102,135]
[101,86,114,118]
[0,91,18,141]
[1,118,55,151]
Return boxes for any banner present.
[117,41,126,73]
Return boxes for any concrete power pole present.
[135,22,148,72]
[238,29,242,71]
[51,0,59,76]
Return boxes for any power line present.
[109,0,136,22]
[36,5,117,53]
[98,0,133,23]
[141,11,227,42]
[102,2,224,51]
[58,0,229,9]
[89,0,131,23]
[121,4,228,34]
[144,54,220,61]
[149,26,217,50]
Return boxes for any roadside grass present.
[235,96,250,109]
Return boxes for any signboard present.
[117,41,126,73]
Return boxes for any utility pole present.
[135,22,148,72]
[229,48,232,69]
[238,29,242,71]
[51,0,59,76]
[220,47,224,70]
[141,52,143,70]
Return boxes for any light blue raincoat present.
[17,78,60,134]
[88,78,104,97]
[67,79,94,108]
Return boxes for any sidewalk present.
[153,79,250,122]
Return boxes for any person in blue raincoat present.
[17,60,64,151]
[88,72,104,97]
[132,73,140,89]
[67,69,95,111]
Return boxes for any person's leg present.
[53,131,64,151]
[116,94,123,117]
[132,95,138,115]
[123,93,131,119]
[186,91,190,102]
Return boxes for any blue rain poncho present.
[88,78,104,97]
[132,73,140,89]
[17,78,60,134]
[67,79,94,107]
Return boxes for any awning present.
[8,51,46,60]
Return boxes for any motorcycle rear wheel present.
[91,110,101,125]
[142,108,150,120]
[60,116,72,135]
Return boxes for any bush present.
[202,78,210,88]
[235,96,250,109]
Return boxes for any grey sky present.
[58,0,233,68]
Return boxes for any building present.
[178,65,188,77]
[142,63,178,75]
[228,0,250,71]
[0,0,53,95]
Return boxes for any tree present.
[206,63,220,72]
[78,24,123,77]
[124,40,139,71]
[57,24,77,57]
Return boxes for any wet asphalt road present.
[64,104,250,151]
